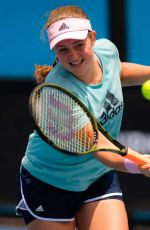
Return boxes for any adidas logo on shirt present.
[35,205,44,212]
[59,23,69,31]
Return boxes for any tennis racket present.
[29,83,150,166]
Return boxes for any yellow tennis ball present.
[141,80,150,100]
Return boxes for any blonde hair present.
[46,5,88,29]
[34,5,89,83]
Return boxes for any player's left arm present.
[121,62,150,86]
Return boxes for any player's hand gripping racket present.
[29,83,150,166]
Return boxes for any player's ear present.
[91,30,96,46]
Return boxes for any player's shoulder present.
[45,62,69,83]
[94,38,119,54]
[94,38,117,49]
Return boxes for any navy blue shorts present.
[16,166,123,225]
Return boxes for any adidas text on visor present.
[47,18,92,49]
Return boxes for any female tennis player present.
[16,5,150,230]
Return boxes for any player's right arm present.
[121,62,150,86]
[93,138,150,177]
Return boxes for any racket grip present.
[125,148,150,166]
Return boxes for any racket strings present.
[34,87,97,153]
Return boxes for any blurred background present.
[0,0,150,229]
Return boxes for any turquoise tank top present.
[22,39,123,191]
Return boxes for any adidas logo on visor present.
[59,23,69,31]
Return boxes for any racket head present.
[29,83,99,155]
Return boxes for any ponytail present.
[34,58,58,84]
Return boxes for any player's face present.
[54,31,96,79]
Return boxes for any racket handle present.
[125,148,150,166]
